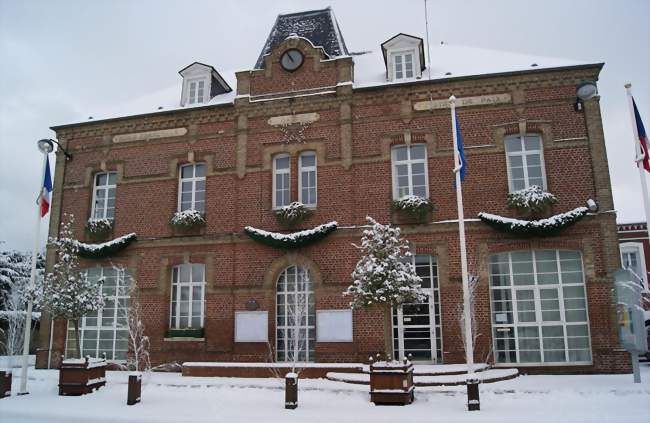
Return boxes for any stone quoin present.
[36,6,631,374]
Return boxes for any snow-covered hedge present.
[75,233,137,259]
[244,221,338,250]
[391,195,433,221]
[478,207,588,237]
[275,202,312,227]
[85,218,113,239]
[507,185,557,217]
[170,210,206,229]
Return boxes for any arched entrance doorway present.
[276,266,315,362]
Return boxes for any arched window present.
[276,266,315,362]
[489,250,591,365]
[504,134,547,192]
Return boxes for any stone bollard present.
[0,370,11,399]
[127,373,142,405]
[285,372,298,409]
[466,375,480,411]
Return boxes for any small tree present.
[34,215,105,358]
[122,278,150,373]
[344,217,425,357]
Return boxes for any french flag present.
[632,98,650,173]
[40,156,53,217]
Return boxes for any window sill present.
[493,361,593,367]
[163,337,205,342]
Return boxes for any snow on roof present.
[52,43,594,128]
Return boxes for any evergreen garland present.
[76,233,137,259]
[478,207,589,237]
[244,221,338,249]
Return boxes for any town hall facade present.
[36,7,630,373]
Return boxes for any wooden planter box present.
[0,370,11,398]
[58,357,107,396]
[369,361,414,405]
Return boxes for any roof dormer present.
[178,62,232,106]
[381,33,426,82]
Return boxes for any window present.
[620,243,648,290]
[188,79,206,104]
[273,154,291,209]
[91,172,117,220]
[392,51,415,80]
[391,144,429,199]
[178,163,206,213]
[170,263,205,329]
[276,266,315,362]
[505,134,547,192]
[299,152,317,207]
[66,267,130,361]
[489,250,592,365]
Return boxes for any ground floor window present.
[489,250,592,365]
[66,267,130,361]
[393,255,442,362]
[276,266,315,362]
[170,263,205,329]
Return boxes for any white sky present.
[1,0,649,251]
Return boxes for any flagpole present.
[624,84,650,244]
[449,95,474,375]
[18,146,49,395]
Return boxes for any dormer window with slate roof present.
[381,33,426,82]
[179,62,232,106]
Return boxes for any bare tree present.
[121,278,150,373]
[285,289,309,376]
[456,251,489,366]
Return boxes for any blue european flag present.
[455,110,467,183]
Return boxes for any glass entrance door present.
[392,255,442,363]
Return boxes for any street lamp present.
[574,81,598,112]
[38,138,72,160]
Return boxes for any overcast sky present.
[1,0,649,251]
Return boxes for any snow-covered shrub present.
[31,214,105,358]
[344,217,426,308]
[85,218,113,239]
[507,186,556,217]
[391,195,433,221]
[170,210,206,229]
[275,202,312,227]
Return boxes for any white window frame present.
[65,267,130,362]
[620,242,649,291]
[298,151,317,207]
[276,266,315,362]
[272,154,291,209]
[489,250,593,367]
[390,49,416,81]
[169,263,206,329]
[504,134,548,192]
[178,163,206,213]
[186,77,208,105]
[91,172,117,220]
[391,144,429,200]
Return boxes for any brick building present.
[618,222,650,308]
[37,7,630,373]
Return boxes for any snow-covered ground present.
[1,364,649,423]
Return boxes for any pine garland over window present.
[75,233,137,259]
[478,207,589,237]
[243,221,338,249]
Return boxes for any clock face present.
[280,49,304,72]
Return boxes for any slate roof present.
[254,7,348,69]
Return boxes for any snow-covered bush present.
[275,202,312,227]
[85,218,113,239]
[170,210,206,229]
[391,195,433,221]
[507,185,556,217]
[344,217,426,308]
[32,214,105,358]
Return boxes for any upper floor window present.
[188,79,206,104]
[273,154,291,209]
[170,263,205,329]
[178,163,206,213]
[92,172,117,220]
[391,144,429,199]
[392,51,415,80]
[505,134,547,192]
[299,152,317,207]
[620,242,648,290]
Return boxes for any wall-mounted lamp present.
[574,81,598,112]
[38,138,72,160]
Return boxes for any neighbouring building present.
[618,222,650,308]
[37,7,631,373]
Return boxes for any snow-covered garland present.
[171,210,206,228]
[478,207,589,237]
[275,201,312,227]
[74,233,137,259]
[244,221,338,249]
[391,195,433,220]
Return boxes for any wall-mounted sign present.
[413,93,512,111]
[113,127,187,143]
[234,311,268,343]
[316,309,353,342]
